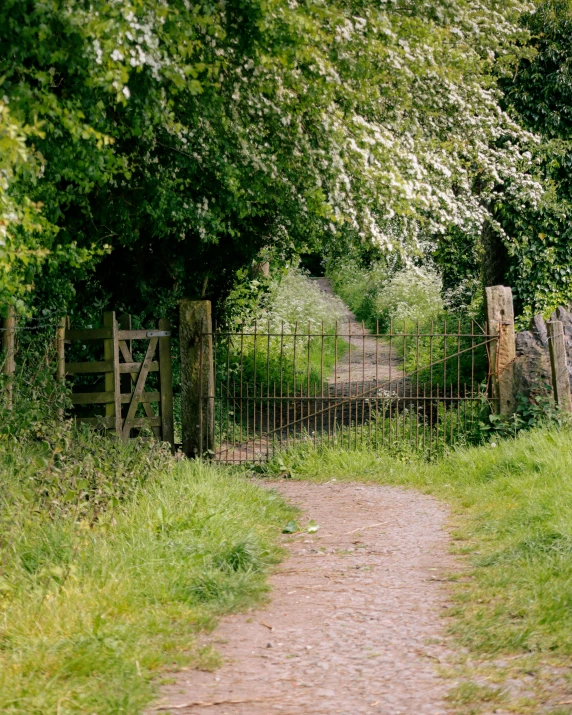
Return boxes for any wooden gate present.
[63,311,174,447]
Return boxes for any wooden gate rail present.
[65,311,174,447]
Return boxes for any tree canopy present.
[496,0,572,320]
[0,0,542,319]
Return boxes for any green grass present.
[217,333,349,390]
[0,444,295,715]
[263,428,572,712]
[5,422,572,713]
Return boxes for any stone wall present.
[514,308,572,399]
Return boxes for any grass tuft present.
[0,451,294,715]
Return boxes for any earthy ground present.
[153,480,459,714]
[314,278,402,387]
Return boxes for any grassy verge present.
[264,429,572,713]
[0,440,294,715]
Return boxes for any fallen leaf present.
[282,520,299,534]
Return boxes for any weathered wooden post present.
[56,317,67,384]
[180,299,214,458]
[103,311,122,436]
[2,305,16,410]
[56,317,67,419]
[158,317,175,450]
[485,286,516,416]
[547,320,572,412]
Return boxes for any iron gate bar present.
[210,320,498,463]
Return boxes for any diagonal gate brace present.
[119,339,160,438]
[122,337,159,439]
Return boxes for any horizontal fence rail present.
[203,320,498,464]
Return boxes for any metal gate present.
[210,319,498,463]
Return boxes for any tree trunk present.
[481,219,509,287]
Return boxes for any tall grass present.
[219,270,348,389]
[0,441,294,715]
[327,259,444,332]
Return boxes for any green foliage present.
[0,449,294,714]
[327,258,445,331]
[375,266,444,329]
[432,227,484,316]
[221,267,276,332]
[326,257,393,330]
[3,424,173,521]
[493,0,572,322]
[258,373,566,467]
[0,0,542,319]
[0,323,175,520]
[0,320,76,436]
[475,386,569,442]
[219,269,348,388]
[0,101,53,309]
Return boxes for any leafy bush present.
[220,268,348,388]
[261,270,348,331]
[327,259,444,331]
[326,258,392,329]
[375,266,444,329]
[1,424,174,522]
[226,268,347,334]
[0,328,68,437]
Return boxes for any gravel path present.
[313,278,403,386]
[154,481,458,714]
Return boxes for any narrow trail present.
[313,278,403,387]
[155,283,459,714]
[154,482,459,715]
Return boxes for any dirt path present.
[154,481,458,714]
[313,278,403,387]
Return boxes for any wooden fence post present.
[485,285,516,416]
[56,317,67,382]
[2,305,15,410]
[547,320,572,412]
[56,317,67,419]
[158,317,175,450]
[103,311,122,436]
[180,299,214,458]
